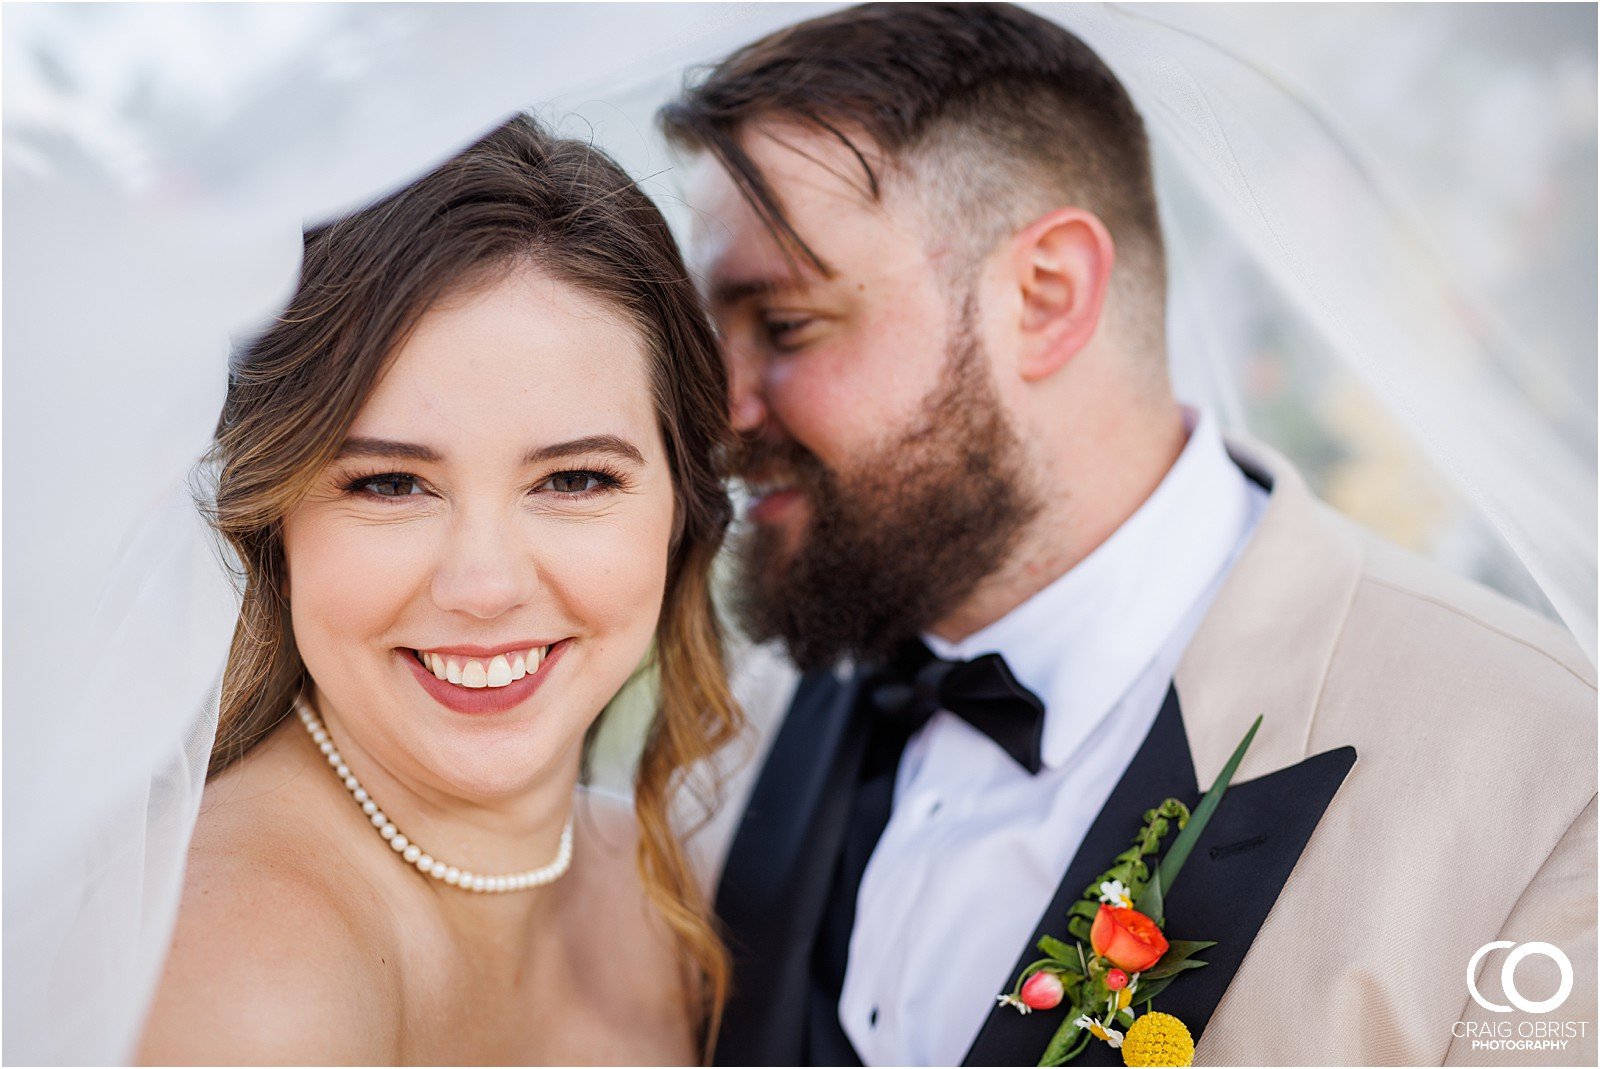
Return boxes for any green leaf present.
[1037,936,1078,965]
[1105,861,1137,885]
[1131,960,1207,1007]
[1130,941,1212,982]
[1068,899,1099,921]
[1156,940,1216,964]
[1138,867,1164,927]
[1067,916,1091,943]
[1132,975,1176,1005]
[1138,957,1209,982]
[1134,716,1262,914]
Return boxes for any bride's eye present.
[540,470,621,495]
[348,473,426,498]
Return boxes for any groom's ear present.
[1006,207,1115,382]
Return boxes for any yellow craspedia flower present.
[1121,1011,1195,1067]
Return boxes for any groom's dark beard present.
[729,312,1041,671]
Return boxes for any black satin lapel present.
[964,686,1197,1067]
[1145,742,1356,1044]
[713,669,868,1067]
[964,688,1358,1067]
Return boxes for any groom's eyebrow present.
[711,277,780,308]
[711,273,814,310]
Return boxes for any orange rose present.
[1090,904,1168,972]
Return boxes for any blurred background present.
[5,3,1595,793]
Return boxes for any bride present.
[136,114,740,1064]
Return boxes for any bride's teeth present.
[418,647,552,689]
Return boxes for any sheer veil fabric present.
[4,4,1592,1063]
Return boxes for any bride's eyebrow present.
[335,438,441,463]
[524,435,645,466]
[333,435,645,466]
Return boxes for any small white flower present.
[1073,1014,1125,1049]
[997,993,1032,1015]
[1098,879,1134,908]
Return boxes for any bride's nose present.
[427,511,538,620]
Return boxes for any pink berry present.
[1105,968,1129,991]
[1020,971,1066,1010]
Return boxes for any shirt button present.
[928,799,943,816]
[869,1007,879,1027]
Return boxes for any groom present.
[663,4,1596,1065]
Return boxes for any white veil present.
[4,3,1592,1063]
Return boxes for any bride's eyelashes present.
[537,468,627,496]
[344,471,431,499]
[338,464,632,504]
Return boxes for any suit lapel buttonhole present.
[1207,833,1269,862]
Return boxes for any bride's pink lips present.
[400,640,570,716]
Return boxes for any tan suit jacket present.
[1183,438,1596,1066]
[698,434,1597,1066]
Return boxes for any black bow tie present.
[865,638,1047,774]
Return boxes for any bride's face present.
[281,265,675,799]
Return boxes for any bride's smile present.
[402,639,563,715]
[281,262,676,801]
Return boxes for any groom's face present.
[690,123,1039,667]
[692,124,967,519]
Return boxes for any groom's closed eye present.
[761,313,821,353]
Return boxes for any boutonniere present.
[997,717,1262,1067]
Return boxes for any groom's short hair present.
[661,2,1166,329]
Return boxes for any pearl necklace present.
[296,701,574,894]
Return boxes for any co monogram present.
[1468,941,1574,1014]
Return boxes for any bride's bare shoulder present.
[569,786,659,929]
[139,735,400,1065]
[565,786,697,1061]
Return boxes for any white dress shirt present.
[838,410,1268,1066]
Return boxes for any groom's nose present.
[726,342,769,434]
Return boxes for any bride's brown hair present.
[203,114,739,1046]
